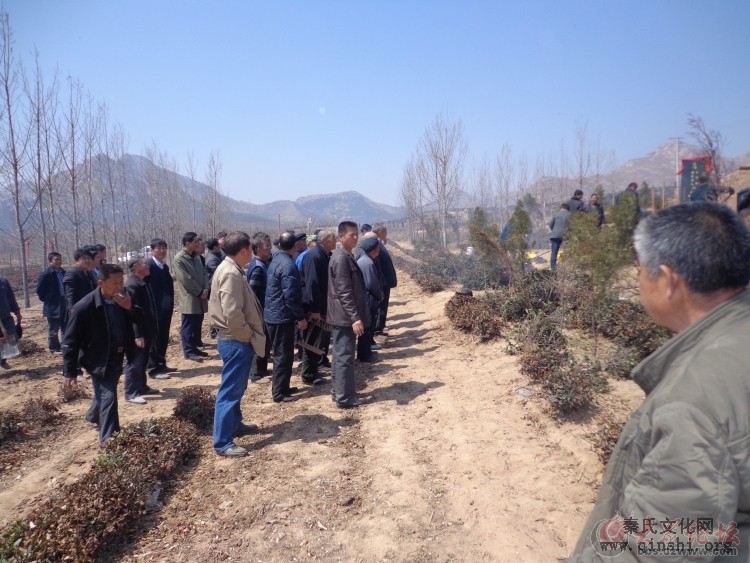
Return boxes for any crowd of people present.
[0,221,398,457]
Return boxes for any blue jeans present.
[550,238,563,269]
[214,338,255,453]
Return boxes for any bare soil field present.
[0,270,644,562]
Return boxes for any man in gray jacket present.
[549,202,571,269]
[327,221,369,409]
[567,202,750,561]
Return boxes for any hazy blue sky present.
[6,1,750,205]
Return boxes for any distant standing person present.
[145,238,177,378]
[62,264,143,444]
[209,232,266,458]
[567,189,585,212]
[689,175,718,202]
[549,203,571,270]
[63,248,96,316]
[356,236,383,362]
[327,221,369,409]
[173,232,210,362]
[615,181,644,218]
[587,193,605,228]
[372,224,397,336]
[204,238,224,281]
[36,252,67,354]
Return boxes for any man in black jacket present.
[63,264,143,444]
[299,229,336,385]
[144,238,177,378]
[371,224,397,336]
[123,258,159,404]
[327,221,370,409]
[36,252,67,353]
[63,248,96,318]
[0,275,21,370]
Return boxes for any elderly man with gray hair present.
[567,202,750,561]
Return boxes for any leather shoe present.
[234,422,259,437]
[336,398,365,409]
[185,354,204,362]
[142,387,160,395]
[273,396,297,403]
[162,365,180,373]
[217,445,248,458]
[319,356,331,368]
[302,376,328,386]
[195,350,210,357]
[288,386,299,394]
[0,359,9,370]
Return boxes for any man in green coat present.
[567,202,750,561]
[173,231,210,362]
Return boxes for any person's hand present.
[113,292,132,310]
[310,312,321,322]
[14,312,21,323]
[200,289,209,300]
[135,337,145,348]
[352,320,364,336]
[64,377,78,388]
[297,319,308,331]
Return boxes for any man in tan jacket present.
[208,232,266,458]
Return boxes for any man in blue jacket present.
[36,252,66,354]
[265,232,308,403]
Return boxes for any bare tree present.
[471,154,494,215]
[0,11,34,305]
[686,113,725,182]
[398,154,424,242]
[203,150,226,237]
[416,112,467,248]
[185,150,199,232]
[574,121,591,191]
[494,143,514,226]
[58,76,84,247]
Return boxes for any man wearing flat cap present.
[356,236,383,362]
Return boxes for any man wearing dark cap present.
[293,232,307,258]
[265,232,308,403]
[356,236,383,362]
[737,187,750,229]
[372,224,397,336]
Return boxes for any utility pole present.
[669,136,682,204]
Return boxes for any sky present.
[5,0,750,206]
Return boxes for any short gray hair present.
[633,202,750,293]
[316,229,335,243]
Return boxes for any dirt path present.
[0,271,644,562]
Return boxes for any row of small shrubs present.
[0,387,215,562]
[0,417,200,562]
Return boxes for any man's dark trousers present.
[299,321,326,382]
[331,326,357,406]
[375,287,390,334]
[148,310,173,372]
[180,313,203,357]
[47,317,66,352]
[124,338,150,399]
[85,373,121,444]
[267,322,296,400]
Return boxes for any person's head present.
[182,232,199,252]
[83,245,98,263]
[94,244,107,266]
[278,231,296,252]
[361,236,380,259]
[150,238,168,261]
[196,238,206,254]
[251,232,272,261]
[627,182,638,192]
[306,234,317,248]
[224,231,252,265]
[317,229,337,253]
[48,252,62,269]
[128,257,150,279]
[573,189,584,200]
[96,263,125,299]
[338,221,359,252]
[372,223,388,243]
[633,202,750,331]
[74,248,94,270]
[206,238,220,252]
[216,231,227,249]
[590,194,599,205]
[560,203,570,211]
[294,232,307,253]
[361,223,372,235]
